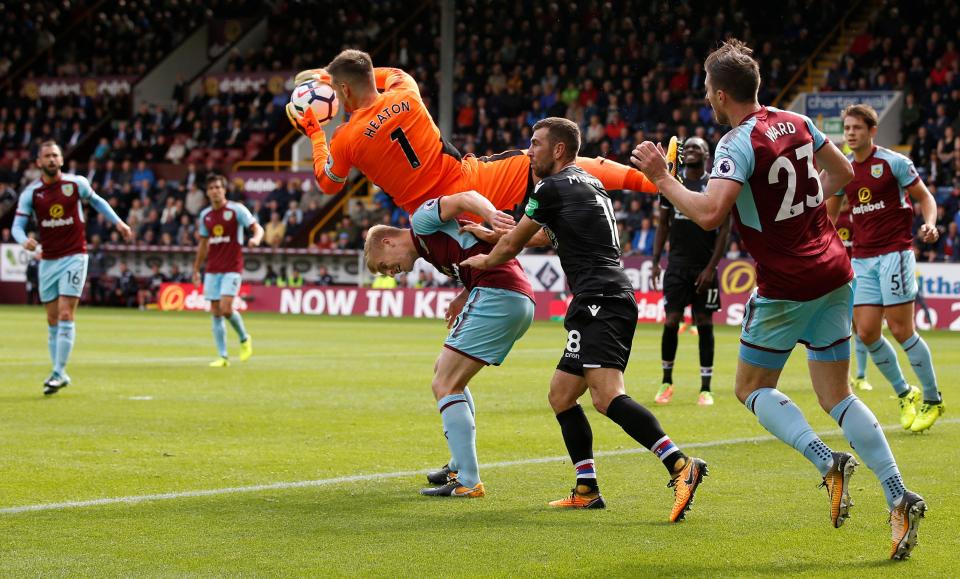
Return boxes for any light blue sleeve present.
[410,198,447,235]
[198,209,210,238]
[801,114,827,151]
[87,191,123,225]
[710,125,755,183]
[76,175,95,200]
[888,152,921,188]
[11,189,34,244]
[233,203,256,228]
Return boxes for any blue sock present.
[438,393,479,488]
[900,333,940,402]
[864,337,908,396]
[54,321,75,376]
[227,312,249,342]
[212,316,228,358]
[745,388,834,476]
[853,334,868,379]
[47,325,58,371]
[448,387,476,472]
[829,394,903,509]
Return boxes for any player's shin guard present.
[556,405,597,491]
[47,325,58,369]
[853,334,868,380]
[865,337,909,395]
[54,321,75,376]
[227,312,249,343]
[899,333,940,402]
[438,393,479,488]
[606,394,686,473]
[661,325,679,384]
[745,388,834,476]
[448,387,477,472]
[698,324,714,391]
[212,316,228,359]
[829,394,904,509]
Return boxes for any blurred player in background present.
[651,136,731,406]
[287,49,658,217]
[12,141,134,394]
[633,40,926,560]
[463,118,707,522]
[364,191,534,498]
[192,175,263,367]
[833,195,874,391]
[826,104,943,433]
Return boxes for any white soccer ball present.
[290,80,338,125]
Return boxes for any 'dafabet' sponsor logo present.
[158,284,187,311]
[721,260,756,295]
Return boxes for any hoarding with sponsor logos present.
[156,257,960,330]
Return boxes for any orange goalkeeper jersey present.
[311,68,462,210]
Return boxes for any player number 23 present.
[769,142,824,222]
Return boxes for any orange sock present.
[576,156,658,194]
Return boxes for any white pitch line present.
[2,418,956,516]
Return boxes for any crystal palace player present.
[632,40,926,560]
[463,118,707,522]
[826,104,943,433]
[192,175,263,367]
[651,137,731,406]
[288,49,658,216]
[12,141,134,394]
[364,191,534,498]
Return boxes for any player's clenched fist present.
[285,102,323,138]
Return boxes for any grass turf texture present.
[0,305,957,576]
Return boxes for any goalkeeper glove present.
[294,67,332,87]
[285,102,323,138]
[665,135,684,184]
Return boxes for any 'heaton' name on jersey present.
[362,101,412,139]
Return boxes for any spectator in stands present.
[317,266,334,286]
[631,217,655,256]
[169,264,189,283]
[945,222,960,262]
[184,184,206,217]
[283,200,303,226]
[315,232,334,250]
[726,240,745,259]
[264,212,285,248]
[282,213,301,246]
[263,265,279,286]
[288,269,305,288]
[114,263,138,308]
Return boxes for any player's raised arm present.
[633,141,739,231]
[439,191,515,233]
[460,215,541,270]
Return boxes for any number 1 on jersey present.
[390,127,421,169]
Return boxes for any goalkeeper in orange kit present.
[286,49,658,216]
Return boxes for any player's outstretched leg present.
[851,334,873,391]
[897,333,944,432]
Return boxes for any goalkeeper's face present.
[37,144,63,178]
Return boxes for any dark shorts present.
[662,265,720,315]
[556,291,637,376]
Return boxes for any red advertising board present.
[157,256,960,330]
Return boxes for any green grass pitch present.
[0,305,957,576]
